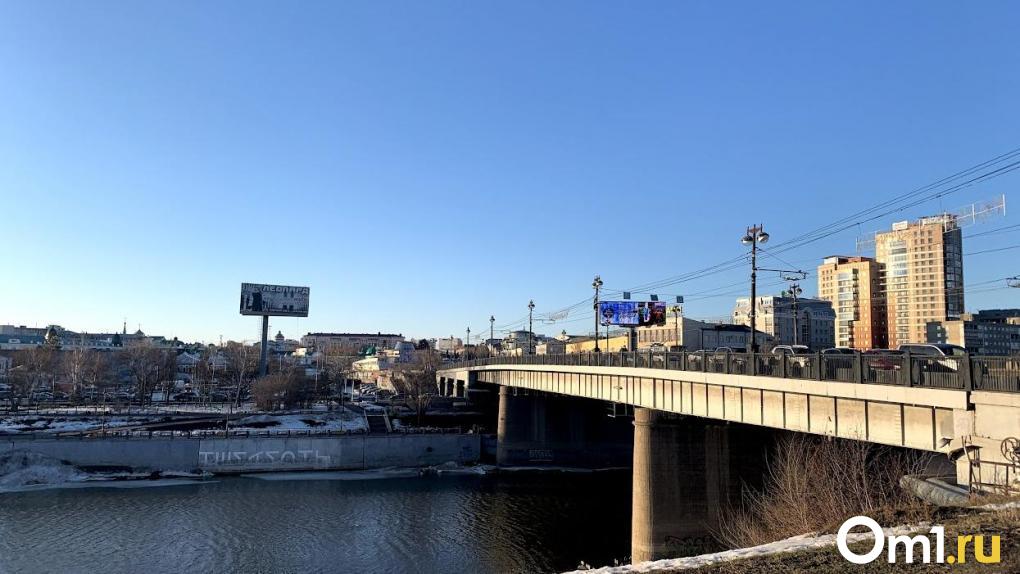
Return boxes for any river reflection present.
[0,471,632,574]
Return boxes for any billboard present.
[599,301,667,327]
[240,283,310,317]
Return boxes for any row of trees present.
[4,341,263,407]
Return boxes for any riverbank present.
[572,502,1020,573]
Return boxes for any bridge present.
[437,350,1020,562]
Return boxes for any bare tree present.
[252,369,308,411]
[82,351,113,400]
[62,337,92,399]
[321,344,359,407]
[11,346,58,407]
[223,341,256,407]
[393,349,439,426]
[193,347,216,403]
[121,341,166,406]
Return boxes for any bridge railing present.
[441,351,1020,393]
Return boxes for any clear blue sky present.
[2,1,1018,344]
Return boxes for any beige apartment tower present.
[817,256,887,350]
[875,215,964,348]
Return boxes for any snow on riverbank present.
[0,450,212,494]
[566,523,930,574]
[0,415,151,434]
[232,411,368,433]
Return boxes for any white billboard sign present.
[240,283,310,317]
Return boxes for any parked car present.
[772,345,810,356]
[821,347,856,355]
[863,349,903,371]
[897,343,967,372]
[897,343,967,357]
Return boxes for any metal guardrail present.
[441,351,1020,393]
[2,427,466,441]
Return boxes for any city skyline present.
[2,2,1019,343]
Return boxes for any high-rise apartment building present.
[817,256,887,350]
[875,215,964,348]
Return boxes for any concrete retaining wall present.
[1,433,481,473]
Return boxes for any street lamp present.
[670,305,683,350]
[489,315,495,351]
[528,300,536,355]
[592,275,603,352]
[785,283,803,346]
[741,225,770,353]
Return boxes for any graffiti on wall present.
[199,449,332,468]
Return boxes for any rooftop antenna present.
[856,194,1006,253]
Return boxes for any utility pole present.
[741,225,770,353]
[528,300,535,355]
[592,275,603,352]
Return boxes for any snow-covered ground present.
[231,410,368,433]
[567,523,931,573]
[0,408,370,435]
[0,450,211,494]
[0,415,152,435]
[569,497,1020,574]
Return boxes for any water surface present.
[0,471,632,574]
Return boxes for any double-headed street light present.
[528,300,536,355]
[592,275,603,352]
[669,305,683,350]
[741,225,770,353]
[785,282,803,345]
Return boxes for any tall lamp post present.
[670,305,682,350]
[786,283,803,346]
[489,315,495,353]
[592,275,603,352]
[528,300,535,355]
[741,225,770,353]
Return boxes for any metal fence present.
[442,351,1020,393]
[3,426,466,442]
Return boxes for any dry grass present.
[716,434,936,548]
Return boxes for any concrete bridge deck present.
[438,351,1020,561]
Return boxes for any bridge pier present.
[496,386,632,467]
[631,408,734,563]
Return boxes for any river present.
[0,470,632,574]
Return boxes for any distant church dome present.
[275,330,285,342]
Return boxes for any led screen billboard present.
[240,283,310,317]
[599,301,667,327]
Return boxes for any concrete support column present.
[496,386,537,466]
[631,408,731,563]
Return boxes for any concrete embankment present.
[0,433,481,474]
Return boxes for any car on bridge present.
[772,345,810,356]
